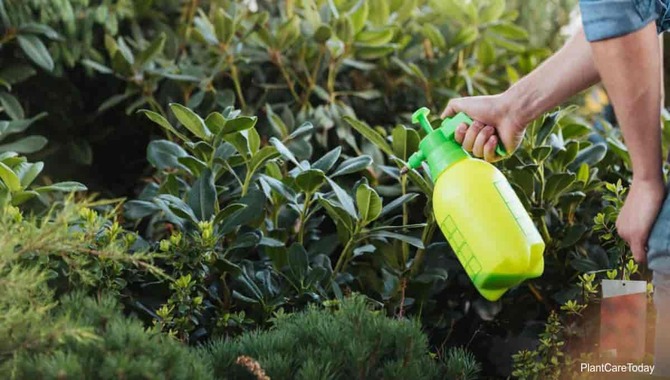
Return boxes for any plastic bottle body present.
[433,158,545,301]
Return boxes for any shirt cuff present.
[580,0,659,41]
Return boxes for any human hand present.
[617,177,666,263]
[441,94,527,162]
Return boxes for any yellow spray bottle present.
[405,107,544,301]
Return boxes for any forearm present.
[505,27,600,124]
[590,22,663,182]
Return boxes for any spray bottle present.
[404,107,544,301]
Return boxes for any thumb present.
[441,98,462,118]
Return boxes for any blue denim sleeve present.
[579,0,659,41]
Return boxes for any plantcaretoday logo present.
[580,362,655,375]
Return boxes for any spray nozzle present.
[400,107,508,177]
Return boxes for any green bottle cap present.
[405,107,506,180]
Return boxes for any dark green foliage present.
[204,294,442,380]
[12,293,213,380]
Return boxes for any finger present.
[454,123,468,144]
[631,240,647,264]
[441,99,461,118]
[461,121,484,152]
[483,136,498,162]
[472,126,495,158]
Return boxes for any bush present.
[204,294,445,380]
[11,294,213,380]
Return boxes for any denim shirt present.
[580,0,670,41]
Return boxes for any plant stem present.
[297,193,313,244]
[273,52,301,103]
[241,164,252,196]
[228,55,247,111]
[333,226,359,275]
[409,213,435,276]
[401,176,409,264]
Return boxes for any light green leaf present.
[296,169,326,193]
[249,146,280,178]
[187,168,216,221]
[344,116,392,156]
[169,103,212,141]
[17,34,54,71]
[35,181,87,193]
[356,183,382,224]
[392,125,420,161]
[15,161,43,188]
[369,231,424,249]
[331,155,372,177]
[0,135,47,154]
[0,91,24,120]
[312,146,341,173]
[0,161,21,191]
[327,178,357,218]
[139,109,190,142]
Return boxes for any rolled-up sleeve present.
[580,0,659,41]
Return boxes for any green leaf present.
[356,183,382,224]
[188,168,216,221]
[316,194,354,233]
[0,135,47,154]
[544,173,576,201]
[451,26,478,46]
[0,161,21,191]
[125,200,161,219]
[368,0,389,26]
[488,23,529,40]
[392,125,420,161]
[477,38,495,67]
[0,112,45,137]
[369,231,424,249]
[35,181,87,193]
[81,59,113,74]
[288,243,309,282]
[326,178,357,219]
[288,122,314,140]
[0,92,24,120]
[480,0,505,23]
[344,117,392,156]
[312,146,341,173]
[208,113,257,136]
[136,33,166,68]
[19,23,60,40]
[139,109,190,142]
[155,194,197,224]
[15,161,43,188]
[17,34,54,71]
[331,155,372,177]
[213,203,247,226]
[270,137,304,169]
[379,193,418,218]
[296,169,326,193]
[390,157,433,196]
[169,103,212,141]
[213,9,235,45]
[147,140,189,171]
[356,28,395,46]
[313,24,332,43]
[267,105,289,138]
[249,146,280,178]
[259,175,297,202]
[568,143,607,171]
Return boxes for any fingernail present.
[457,124,467,133]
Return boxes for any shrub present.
[204,294,444,380]
[10,294,213,380]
